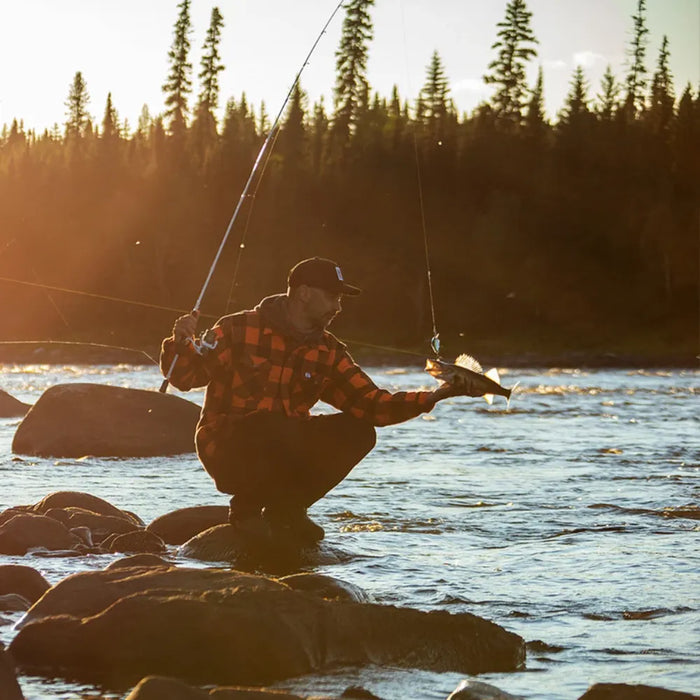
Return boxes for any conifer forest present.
[1,0,698,362]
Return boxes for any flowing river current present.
[0,362,698,699]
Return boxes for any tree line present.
[1,0,698,360]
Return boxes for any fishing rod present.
[398,1,440,359]
[160,0,346,393]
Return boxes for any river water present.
[0,362,698,699]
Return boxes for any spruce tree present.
[483,0,538,130]
[278,82,307,170]
[162,0,193,136]
[64,71,91,138]
[386,84,408,153]
[101,92,119,140]
[524,65,547,136]
[559,65,591,128]
[647,35,675,135]
[311,97,329,174]
[417,51,451,131]
[197,7,225,122]
[624,0,649,119]
[596,65,621,121]
[333,0,375,147]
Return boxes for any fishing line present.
[0,340,158,366]
[0,276,217,320]
[398,0,440,358]
[161,0,346,392]
[0,275,424,362]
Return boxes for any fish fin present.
[484,367,500,384]
[454,353,483,373]
[483,368,500,404]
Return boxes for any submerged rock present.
[146,505,229,545]
[0,389,31,418]
[12,382,200,457]
[10,563,524,689]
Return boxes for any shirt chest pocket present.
[290,362,329,406]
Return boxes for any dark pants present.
[201,411,377,511]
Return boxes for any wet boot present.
[263,506,325,544]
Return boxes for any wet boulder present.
[10,564,524,689]
[46,507,140,544]
[279,573,371,604]
[0,642,25,700]
[12,383,200,457]
[0,594,32,613]
[0,513,82,555]
[578,683,699,699]
[32,491,143,525]
[0,389,31,418]
[107,530,167,555]
[16,564,282,629]
[105,554,172,571]
[146,506,229,545]
[448,679,524,699]
[0,565,51,603]
[179,524,344,573]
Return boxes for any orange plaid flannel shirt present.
[160,309,436,461]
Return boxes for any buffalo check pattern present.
[161,310,435,460]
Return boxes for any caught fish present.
[425,354,514,405]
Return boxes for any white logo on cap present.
[335,266,344,281]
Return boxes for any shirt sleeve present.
[321,348,436,426]
[159,335,212,391]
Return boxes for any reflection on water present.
[0,364,698,699]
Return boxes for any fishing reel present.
[188,328,219,356]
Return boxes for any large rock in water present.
[12,383,200,457]
[0,565,50,604]
[10,564,524,690]
[0,389,31,418]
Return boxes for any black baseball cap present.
[288,257,361,296]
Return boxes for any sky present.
[0,0,698,133]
